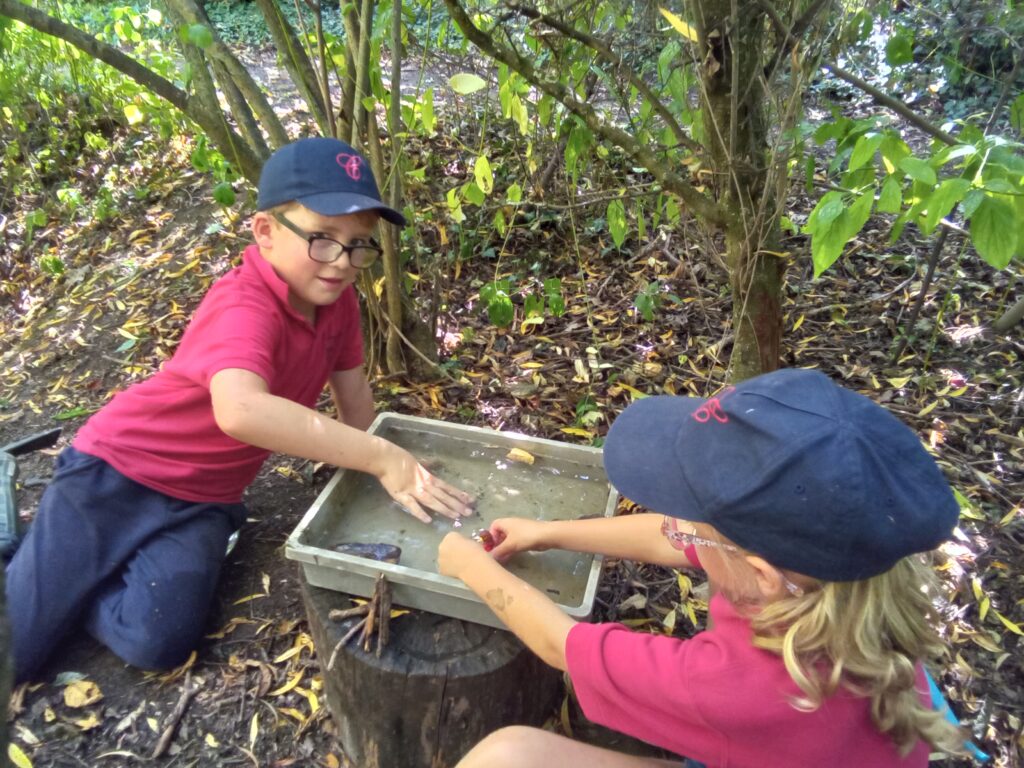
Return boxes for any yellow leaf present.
[519,362,544,369]
[295,686,320,713]
[917,400,938,417]
[64,680,103,708]
[662,608,677,633]
[73,712,102,731]
[205,733,220,747]
[325,754,341,768]
[9,743,33,768]
[886,376,912,388]
[980,595,990,622]
[506,447,535,465]
[147,717,160,733]
[233,593,266,605]
[262,572,271,594]
[280,707,307,724]
[559,427,593,438]
[249,712,259,750]
[677,572,692,601]
[268,671,305,697]
[994,610,1024,636]
[659,8,699,41]
[792,313,805,331]
[165,258,200,279]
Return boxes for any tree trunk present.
[695,0,783,380]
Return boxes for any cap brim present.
[603,395,709,522]
[299,191,407,226]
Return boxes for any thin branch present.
[507,2,700,154]
[890,227,949,363]
[442,0,731,231]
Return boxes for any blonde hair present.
[744,555,967,756]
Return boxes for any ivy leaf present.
[969,196,1017,269]
[449,73,487,95]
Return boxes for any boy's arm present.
[328,367,376,431]
[490,513,698,570]
[438,533,574,670]
[210,368,472,520]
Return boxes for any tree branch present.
[442,0,731,231]
[0,0,264,181]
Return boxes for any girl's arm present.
[490,513,697,569]
[438,533,574,670]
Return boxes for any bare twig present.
[151,671,198,759]
[327,617,368,671]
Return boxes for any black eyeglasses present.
[272,212,382,268]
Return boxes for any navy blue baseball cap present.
[256,137,406,226]
[603,368,959,581]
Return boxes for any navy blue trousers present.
[5,447,246,683]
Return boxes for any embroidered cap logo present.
[692,386,736,424]
[336,153,363,180]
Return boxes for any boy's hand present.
[488,518,551,562]
[438,532,491,580]
[378,446,474,523]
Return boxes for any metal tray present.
[285,413,617,629]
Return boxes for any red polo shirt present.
[74,244,364,503]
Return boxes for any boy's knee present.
[110,629,199,673]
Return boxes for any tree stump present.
[301,576,562,768]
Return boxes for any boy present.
[7,137,473,683]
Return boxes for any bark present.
[695,0,783,380]
[351,0,375,147]
[253,0,331,134]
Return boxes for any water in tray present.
[299,425,611,608]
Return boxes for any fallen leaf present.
[63,680,103,708]
[506,447,535,465]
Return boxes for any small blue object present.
[924,668,989,762]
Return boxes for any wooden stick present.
[375,580,392,658]
[329,604,371,621]
[327,617,368,671]
[361,573,385,652]
[151,671,197,759]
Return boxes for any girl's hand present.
[488,518,552,563]
[438,532,490,580]
[377,445,475,523]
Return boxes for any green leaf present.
[877,176,903,214]
[842,191,874,242]
[885,30,914,66]
[449,73,487,95]
[482,282,514,327]
[186,23,213,49]
[473,155,493,195]
[420,88,435,135]
[607,199,627,248]
[920,178,970,234]
[879,133,911,174]
[805,191,844,234]
[507,183,522,204]
[961,189,986,219]
[462,182,485,207]
[811,220,849,277]
[898,157,937,186]
[969,196,1017,269]
[9,742,33,768]
[1010,93,1024,136]
[212,182,236,207]
[848,133,883,172]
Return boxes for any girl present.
[438,368,967,767]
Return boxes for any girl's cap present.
[256,137,406,226]
[602,368,959,581]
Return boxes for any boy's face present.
[252,205,379,322]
